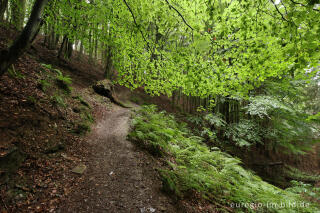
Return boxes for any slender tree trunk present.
[67,39,73,58]
[104,45,113,79]
[172,91,175,110]
[0,0,8,22]
[78,41,83,59]
[224,99,230,124]
[58,35,73,60]
[58,35,67,59]
[94,35,98,60]
[74,40,79,51]
[89,29,93,64]
[0,0,48,76]
[48,24,57,49]
[43,22,48,45]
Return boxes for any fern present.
[55,71,72,93]
[51,94,66,108]
[286,181,320,202]
[129,105,320,212]
[204,113,226,128]
[41,63,73,93]
[224,119,262,147]
[245,95,319,154]
[41,63,53,70]
[245,95,293,119]
[38,79,51,92]
[186,115,204,126]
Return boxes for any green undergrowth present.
[38,63,93,135]
[128,105,320,213]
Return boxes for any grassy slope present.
[128,105,320,213]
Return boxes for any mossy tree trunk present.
[11,0,26,30]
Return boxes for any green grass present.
[128,105,320,213]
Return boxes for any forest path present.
[58,103,177,213]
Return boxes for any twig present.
[164,0,194,31]
[281,1,288,15]
[270,0,288,22]
[122,0,152,51]
[260,9,279,19]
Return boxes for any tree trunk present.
[67,40,73,58]
[11,0,26,30]
[48,24,57,49]
[104,45,113,79]
[0,0,48,76]
[58,36,73,60]
[172,90,175,110]
[58,35,71,59]
[78,41,83,59]
[94,36,98,60]
[0,0,8,22]
[88,28,93,64]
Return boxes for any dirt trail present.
[59,104,178,213]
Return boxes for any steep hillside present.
[0,24,105,212]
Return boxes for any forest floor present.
[0,25,214,212]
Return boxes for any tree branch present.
[122,0,151,51]
[164,0,194,31]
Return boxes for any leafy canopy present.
[45,0,320,98]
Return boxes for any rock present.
[92,79,113,98]
[72,164,87,174]
[92,80,130,108]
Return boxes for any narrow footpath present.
[58,104,178,213]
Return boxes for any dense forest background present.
[0,0,320,212]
